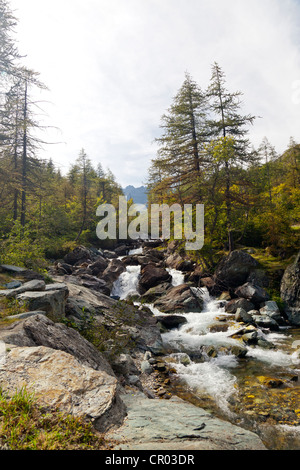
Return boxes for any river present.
[111,248,300,450]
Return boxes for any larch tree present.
[206,62,256,251]
[152,72,208,204]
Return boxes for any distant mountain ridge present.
[123,185,148,205]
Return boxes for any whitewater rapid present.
[111,259,300,415]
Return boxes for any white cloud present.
[9,0,300,186]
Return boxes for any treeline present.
[0,0,123,269]
[147,66,300,264]
[0,0,299,272]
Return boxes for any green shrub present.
[0,220,47,272]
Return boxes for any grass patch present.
[0,387,111,450]
[244,247,297,301]
[0,297,27,319]
[0,273,17,289]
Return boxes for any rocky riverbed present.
[0,242,299,450]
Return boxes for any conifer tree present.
[206,62,256,251]
[152,72,207,203]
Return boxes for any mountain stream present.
[111,249,300,450]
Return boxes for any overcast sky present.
[9,0,300,187]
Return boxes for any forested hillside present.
[0,1,123,269]
[0,0,299,275]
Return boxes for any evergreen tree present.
[151,72,208,203]
[206,62,257,251]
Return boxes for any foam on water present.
[246,345,300,368]
[128,247,143,255]
[144,285,242,410]
[167,268,185,286]
[111,265,141,300]
[168,356,238,413]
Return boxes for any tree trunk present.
[20,80,28,228]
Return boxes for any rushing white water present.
[128,247,143,255]
[246,345,300,368]
[150,286,241,411]
[111,265,141,300]
[167,268,185,286]
[145,269,300,412]
[111,261,300,417]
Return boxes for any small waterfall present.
[111,265,141,300]
[167,268,185,286]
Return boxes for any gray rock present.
[214,250,259,288]
[62,280,164,356]
[111,353,140,377]
[259,301,282,323]
[234,282,270,304]
[139,264,172,293]
[0,314,114,376]
[280,251,300,326]
[235,307,254,324]
[127,375,141,386]
[56,262,73,275]
[141,282,172,302]
[247,269,270,288]
[103,250,118,259]
[225,298,255,314]
[45,282,69,296]
[77,274,110,295]
[3,311,47,321]
[88,256,108,276]
[140,360,153,374]
[241,330,258,344]
[252,315,280,331]
[5,281,22,289]
[63,245,95,266]
[0,346,126,432]
[0,279,46,298]
[16,289,67,321]
[155,315,187,330]
[0,264,26,273]
[107,392,267,450]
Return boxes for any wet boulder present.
[153,284,204,314]
[235,308,254,324]
[251,314,280,331]
[155,314,188,330]
[141,282,172,303]
[139,264,171,293]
